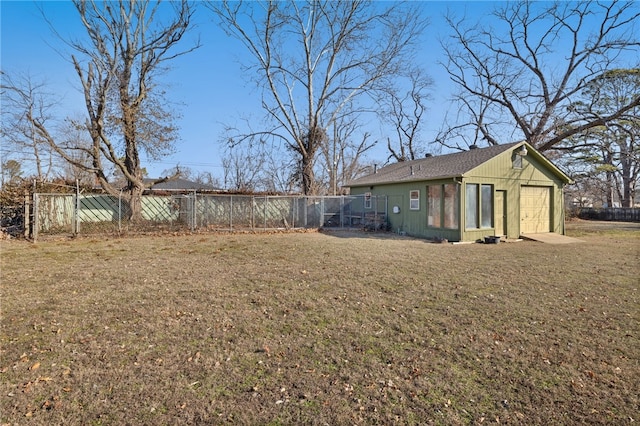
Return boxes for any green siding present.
[350,145,568,242]
[351,179,463,241]
[464,149,566,240]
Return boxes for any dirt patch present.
[1,223,638,424]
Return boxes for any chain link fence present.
[30,192,388,240]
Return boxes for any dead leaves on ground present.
[4,351,72,418]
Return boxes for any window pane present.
[466,184,478,229]
[443,184,459,229]
[481,184,493,228]
[513,155,522,169]
[428,185,441,227]
[364,192,371,209]
[410,190,420,210]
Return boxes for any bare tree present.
[434,84,512,151]
[562,162,610,208]
[55,118,97,186]
[0,72,58,180]
[222,145,267,193]
[262,153,300,194]
[378,68,433,162]
[441,1,640,151]
[207,1,428,195]
[193,171,221,189]
[0,160,23,186]
[42,0,198,220]
[161,165,193,181]
[320,114,376,195]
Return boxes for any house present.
[346,142,572,242]
[143,178,221,192]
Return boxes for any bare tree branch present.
[207,0,427,194]
[0,72,59,180]
[440,1,639,151]
[377,67,433,161]
[44,0,198,219]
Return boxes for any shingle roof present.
[347,142,521,187]
[144,178,221,191]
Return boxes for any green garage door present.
[520,186,551,234]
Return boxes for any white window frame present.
[364,192,372,209]
[410,190,420,210]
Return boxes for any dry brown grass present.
[1,222,638,425]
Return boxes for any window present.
[364,192,371,209]
[427,184,459,229]
[513,155,522,169]
[465,184,478,229]
[427,186,441,226]
[443,184,459,229]
[481,184,493,228]
[410,190,420,210]
[466,183,493,229]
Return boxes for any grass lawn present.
[1,222,638,425]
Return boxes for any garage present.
[520,186,551,234]
[347,142,572,242]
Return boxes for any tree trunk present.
[125,183,144,222]
[301,153,315,196]
[619,137,633,208]
[606,170,615,207]
[621,161,632,208]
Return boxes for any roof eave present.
[347,174,462,188]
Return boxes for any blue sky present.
[3,1,631,182]
[2,1,497,180]
[2,0,248,178]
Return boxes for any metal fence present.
[31,192,388,239]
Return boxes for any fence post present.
[250,196,255,229]
[204,195,209,228]
[374,195,378,229]
[32,193,39,242]
[73,180,80,236]
[384,195,388,227]
[118,191,122,233]
[230,195,233,230]
[192,191,197,232]
[23,192,30,239]
[303,197,308,228]
[292,197,295,229]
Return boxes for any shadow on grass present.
[321,220,640,242]
[566,219,640,232]
[319,228,447,243]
